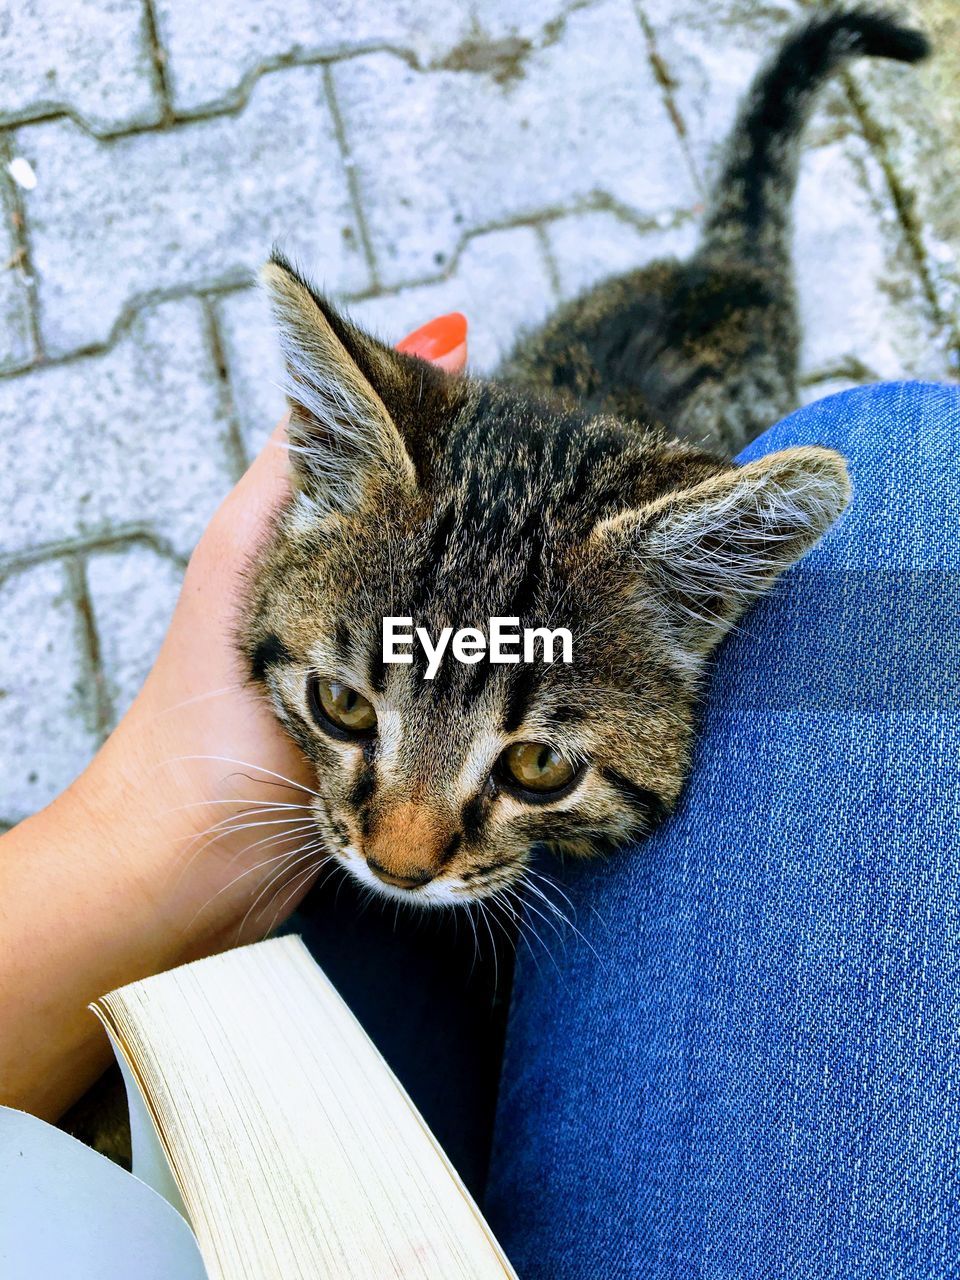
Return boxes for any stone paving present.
[0,0,957,824]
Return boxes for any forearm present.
[0,655,314,1118]
[0,766,184,1118]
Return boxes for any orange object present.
[396,312,467,362]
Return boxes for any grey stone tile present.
[0,0,163,134]
[349,225,557,374]
[14,64,368,358]
[848,53,960,376]
[153,0,588,115]
[637,0,804,188]
[213,286,287,461]
[87,544,184,723]
[543,210,699,301]
[0,560,98,821]
[794,132,952,385]
[331,0,696,288]
[0,298,236,562]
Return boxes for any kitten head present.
[240,254,850,906]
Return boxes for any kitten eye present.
[497,742,578,797]
[307,675,377,738]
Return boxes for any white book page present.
[0,1105,206,1280]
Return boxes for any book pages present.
[93,936,517,1280]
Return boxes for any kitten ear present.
[261,253,448,515]
[596,447,851,656]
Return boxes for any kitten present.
[241,11,927,906]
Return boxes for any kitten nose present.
[363,801,450,889]
[366,859,435,890]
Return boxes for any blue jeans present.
[484,382,960,1277]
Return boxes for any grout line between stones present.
[321,65,380,291]
[200,296,250,480]
[799,356,880,387]
[0,45,408,141]
[141,0,177,126]
[0,200,697,380]
[0,273,255,379]
[631,0,705,200]
[842,69,960,367]
[64,554,115,743]
[0,131,44,362]
[0,0,606,140]
[532,224,564,301]
[0,529,188,583]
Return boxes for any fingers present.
[396,312,468,373]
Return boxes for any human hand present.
[95,311,470,953]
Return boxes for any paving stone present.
[349,225,557,375]
[0,560,99,821]
[848,54,960,374]
[87,544,184,724]
[331,0,696,289]
[154,0,591,115]
[543,210,700,301]
[14,64,369,358]
[0,0,163,135]
[216,225,559,458]
[793,133,951,385]
[0,193,36,370]
[0,298,236,562]
[213,287,287,462]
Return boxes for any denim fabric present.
[485,383,960,1278]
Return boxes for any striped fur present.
[240,10,923,904]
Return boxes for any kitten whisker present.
[474,900,500,993]
[177,817,319,880]
[258,846,331,939]
[239,842,329,941]
[512,895,566,978]
[514,885,568,951]
[523,866,579,919]
[162,754,320,799]
[167,797,313,815]
[463,901,481,977]
[154,684,243,716]
[182,809,318,846]
[521,877,607,970]
[183,838,320,937]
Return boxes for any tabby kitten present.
[241,11,927,905]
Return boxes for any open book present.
[1,937,517,1279]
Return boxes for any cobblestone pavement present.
[1,0,957,824]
